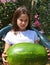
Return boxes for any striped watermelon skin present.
[6,42,48,65]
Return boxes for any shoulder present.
[28,30,38,40]
[5,30,15,38]
[27,30,37,34]
[3,30,15,41]
[6,31,13,35]
[6,30,16,35]
[28,30,38,37]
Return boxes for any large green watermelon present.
[6,42,48,65]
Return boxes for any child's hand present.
[46,48,50,60]
[2,52,8,65]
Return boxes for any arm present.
[3,43,10,53]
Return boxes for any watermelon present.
[6,42,48,65]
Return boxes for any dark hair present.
[12,5,31,31]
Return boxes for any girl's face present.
[17,14,29,31]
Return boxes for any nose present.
[22,21,25,24]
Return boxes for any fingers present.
[46,48,50,60]
[2,52,8,65]
[48,52,50,60]
[48,57,50,60]
[2,58,8,62]
[2,58,8,65]
[2,53,7,61]
[46,48,50,53]
[46,48,49,50]
[3,61,8,65]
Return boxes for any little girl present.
[2,6,50,65]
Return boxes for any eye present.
[25,19,28,22]
[20,19,28,22]
[20,19,23,21]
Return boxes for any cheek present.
[17,19,20,25]
[26,21,29,26]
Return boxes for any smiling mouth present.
[20,25,26,27]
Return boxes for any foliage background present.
[0,0,50,35]
[0,0,50,64]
